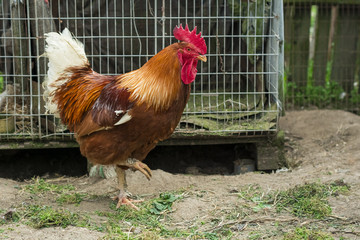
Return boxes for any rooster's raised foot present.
[126,158,152,180]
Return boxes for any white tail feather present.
[43,28,89,115]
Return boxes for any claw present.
[131,161,152,181]
[112,195,143,210]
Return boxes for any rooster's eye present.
[186,48,192,52]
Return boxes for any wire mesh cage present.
[0,0,283,144]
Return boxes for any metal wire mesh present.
[0,0,283,142]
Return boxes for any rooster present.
[43,24,207,209]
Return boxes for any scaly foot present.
[127,158,152,180]
[112,192,143,210]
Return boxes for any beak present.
[197,55,207,62]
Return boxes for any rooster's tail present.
[43,28,89,115]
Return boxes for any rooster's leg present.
[126,158,152,180]
[113,165,143,210]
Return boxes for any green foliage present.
[283,227,334,240]
[16,205,88,229]
[238,181,349,219]
[249,232,262,240]
[95,192,194,239]
[286,80,346,108]
[350,87,360,104]
[0,209,6,226]
[24,177,75,194]
[98,203,188,239]
[238,184,273,212]
[56,193,87,205]
[0,72,3,93]
[149,193,181,215]
[275,181,349,219]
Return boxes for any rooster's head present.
[174,24,207,85]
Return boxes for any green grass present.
[286,80,347,108]
[1,190,208,239]
[0,71,3,93]
[24,177,75,194]
[238,180,350,219]
[275,181,350,219]
[238,184,273,213]
[16,179,217,238]
[11,204,89,229]
[283,227,334,240]
[95,193,191,239]
[56,193,88,205]
[1,178,352,239]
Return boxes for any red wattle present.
[181,60,197,84]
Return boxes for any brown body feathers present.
[54,43,190,166]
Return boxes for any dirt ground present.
[0,110,359,239]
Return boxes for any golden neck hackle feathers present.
[118,44,182,111]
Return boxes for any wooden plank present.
[256,131,285,171]
[28,0,56,115]
[313,6,331,85]
[11,1,29,95]
[0,133,278,149]
[286,4,311,87]
[331,6,360,93]
[284,4,295,99]
[355,24,360,95]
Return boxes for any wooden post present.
[28,0,56,115]
[11,0,30,97]
[327,6,338,62]
[284,3,311,89]
[355,24,360,95]
[313,6,331,86]
[331,5,360,94]
[256,131,286,171]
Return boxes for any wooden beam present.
[11,0,30,95]
[327,6,338,61]
[313,6,331,86]
[28,0,56,115]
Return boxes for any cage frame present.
[0,0,284,149]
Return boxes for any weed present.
[238,181,349,219]
[238,184,265,201]
[238,184,273,212]
[15,204,89,229]
[0,72,3,93]
[286,81,345,108]
[275,181,349,219]
[56,193,87,205]
[283,227,334,240]
[95,192,192,239]
[149,192,181,215]
[24,177,75,194]
[249,231,262,240]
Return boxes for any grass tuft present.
[238,180,350,219]
[24,177,75,194]
[283,227,334,240]
[56,193,87,205]
[13,204,89,229]
[275,181,350,219]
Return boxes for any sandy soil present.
[0,110,359,239]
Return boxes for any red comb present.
[173,24,207,55]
